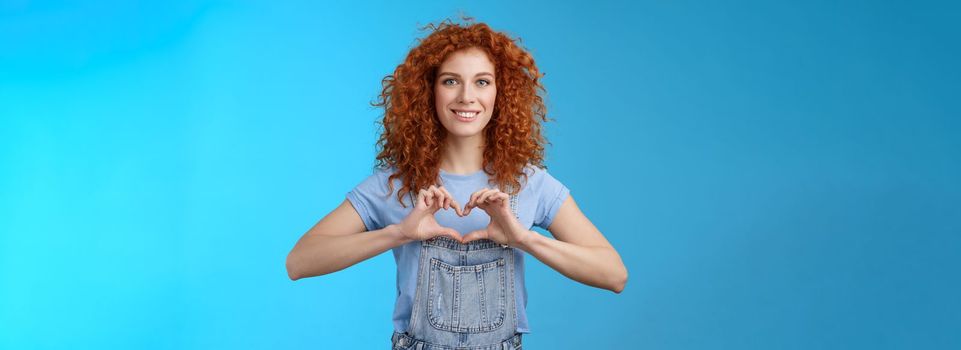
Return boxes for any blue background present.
[1,1,959,349]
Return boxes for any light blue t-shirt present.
[346,164,570,334]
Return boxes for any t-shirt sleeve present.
[533,168,571,230]
[345,169,389,231]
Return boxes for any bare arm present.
[286,186,466,281]
[285,199,411,281]
[517,195,629,293]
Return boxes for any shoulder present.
[347,165,402,231]
[372,164,397,181]
[521,163,571,229]
[353,165,400,193]
[520,163,564,190]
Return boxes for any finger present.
[462,229,488,243]
[465,189,481,211]
[450,200,464,217]
[418,189,430,208]
[437,186,451,210]
[428,185,446,209]
[483,188,501,204]
[465,188,491,215]
[440,227,463,243]
[424,186,437,207]
[438,187,461,215]
[493,192,509,205]
[477,189,501,206]
[437,186,453,209]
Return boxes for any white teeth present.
[455,111,478,118]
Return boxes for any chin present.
[441,118,490,138]
[446,127,485,138]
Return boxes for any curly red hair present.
[372,17,551,207]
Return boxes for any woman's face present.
[434,47,497,139]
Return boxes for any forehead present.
[438,47,495,74]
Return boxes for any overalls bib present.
[391,186,523,350]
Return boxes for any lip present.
[451,109,481,122]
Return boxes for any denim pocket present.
[427,257,507,333]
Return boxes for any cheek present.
[434,88,455,106]
[484,89,497,108]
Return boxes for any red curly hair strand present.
[372,17,551,207]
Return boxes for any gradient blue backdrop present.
[1,1,959,349]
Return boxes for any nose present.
[457,84,476,104]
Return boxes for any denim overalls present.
[391,186,523,350]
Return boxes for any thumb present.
[461,229,488,244]
[439,227,463,243]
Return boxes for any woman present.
[286,18,628,349]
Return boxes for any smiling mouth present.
[451,109,479,120]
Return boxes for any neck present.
[439,132,485,175]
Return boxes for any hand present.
[396,185,465,243]
[461,188,533,248]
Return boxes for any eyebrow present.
[438,72,495,78]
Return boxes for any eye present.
[442,78,458,86]
[476,79,491,87]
